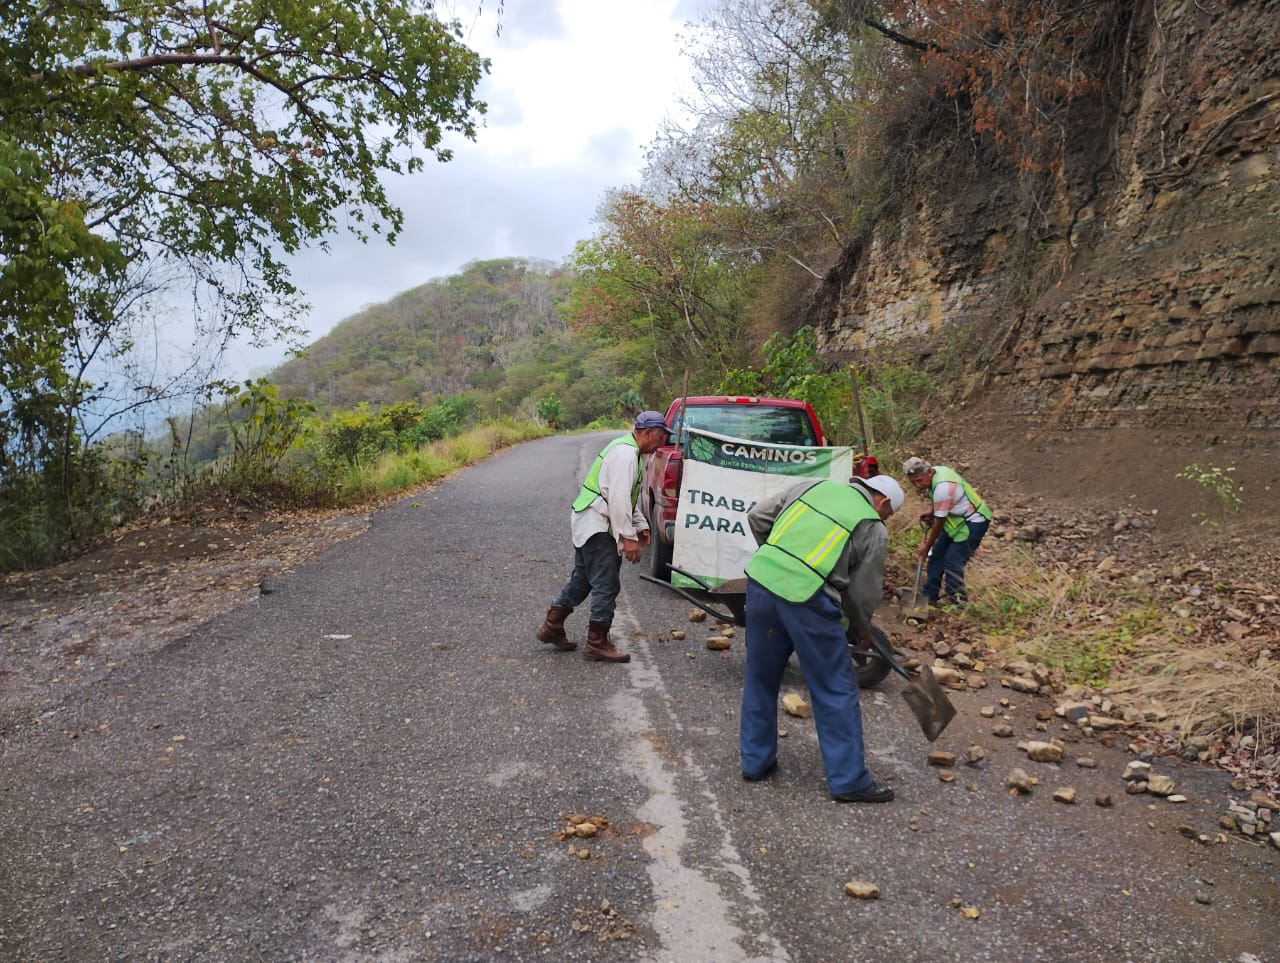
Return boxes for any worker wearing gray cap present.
[903,457,992,605]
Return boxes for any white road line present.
[608,602,790,963]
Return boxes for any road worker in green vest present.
[740,473,904,803]
[536,410,672,663]
[903,457,992,605]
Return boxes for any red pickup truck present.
[641,395,826,579]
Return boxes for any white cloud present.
[231,0,701,378]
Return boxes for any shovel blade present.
[901,665,957,741]
[902,593,931,616]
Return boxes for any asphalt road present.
[2,431,1277,962]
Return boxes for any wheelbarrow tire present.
[849,624,893,689]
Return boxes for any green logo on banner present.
[690,435,717,462]
[687,430,835,476]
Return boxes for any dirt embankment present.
[897,400,1279,788]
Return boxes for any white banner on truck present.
[670,428,855,589]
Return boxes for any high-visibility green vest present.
[930,466,991,542]
[745,480,880,603]
[572,433,641,512]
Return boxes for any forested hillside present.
[270,258,575,412]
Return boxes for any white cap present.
[860,474,905,514]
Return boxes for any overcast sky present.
[228,0,706,377]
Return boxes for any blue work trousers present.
[740,579,873,796]
[924,518,989,603]
[553,531,623,623]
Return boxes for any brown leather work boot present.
[536,605,576,651]
[583,621,630,663]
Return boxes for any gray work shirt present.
[746,478,888,641]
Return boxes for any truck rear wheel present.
[649,533,673,580]
[849,624,893,689]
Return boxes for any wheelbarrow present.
[640,564,955,741]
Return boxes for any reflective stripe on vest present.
[745,480,880,603]
[930,465,991,542]
[571,433,641,512]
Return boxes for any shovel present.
[866,631,956,742]
[902,557,930,616]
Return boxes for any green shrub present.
[1176,462,1243,529]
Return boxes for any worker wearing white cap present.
[739,472,905,803]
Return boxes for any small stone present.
[964,745,986,765]
[1076,756,1098,768]
[927,751,957,767]
[1147,774,1176,797]
[1194,891,1212,906]
[1122,760,1152,782]
[705,636,731,651]
[1024,741,1064,763]
[992,724,1015,738]
[960,906,980,919]
[938,769,956,783]
[1053,787,1077,804]
[966,674,988,689]
[1167,794,1188,803]
[931,665,965,686]
[670,630,686,641]
[688,609,707,622]
[1095,794,1113,808]
[979,705,998,718]
[781,693,812,718]
[1250,791,1280,810]
[1005,676,1040,694]
[843,880,880,900]
[1007,768,1035,793]
[1125,780,1148,795]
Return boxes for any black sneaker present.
[831,779,894,803]
[742,759,778,782]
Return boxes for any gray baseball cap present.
[635,410,671,431]
[903,456,931,476]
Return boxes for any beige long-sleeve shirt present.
[569,433,649,550]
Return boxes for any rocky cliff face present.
[816,0,1279,444]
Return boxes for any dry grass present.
[920,535,1280,754]
[1114,641,1280,751]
